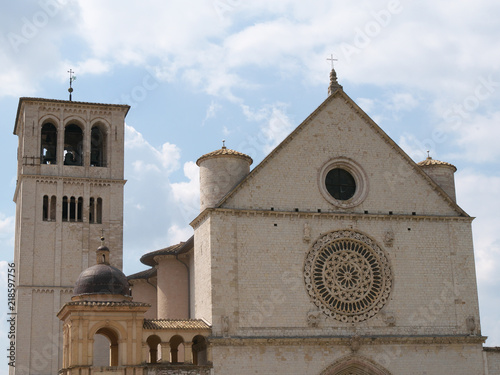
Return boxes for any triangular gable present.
[217,88,468,217]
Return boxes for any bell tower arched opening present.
[41,122,57,164]
[91,125,107,167]
[64,123,83,166]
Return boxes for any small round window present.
[325,168,356,200]
[319,158,368,208]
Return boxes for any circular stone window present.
[325,168,356,200]
[304,230,392,323]
[319,158,368,208]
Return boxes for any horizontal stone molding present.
[19,174,126,186]
[191,207,473,229]
[209,334,486,347]
[18,285,74,291]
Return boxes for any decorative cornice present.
[33,288,55,293]
[19,174,126,185]
[484,346,500,352]
[190,207,474,229]
[57,300,151,319]
[64,300,150,307]
[15,97,129,135]
[209,334,486,347]
[18,285,74,291]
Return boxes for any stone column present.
[184,342,193,364]
[142,343,149,363]
[160,342,171,363]
[206,344,213,364]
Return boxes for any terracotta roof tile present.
[144,319,211,330]
[417,157,457,171]
[127,267,157,281]
[196,147,253,166]
[64,301,150,308]
[140,236,194,267]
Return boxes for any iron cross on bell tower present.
[68,69,76,101]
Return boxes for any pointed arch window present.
[64,124,83,166]
[41,123,57,164]
[91,126,107,167]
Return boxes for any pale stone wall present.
[420,164,457,202]
[157,255,189,319]
[211,342,485,375]
[485,349,500,374]
[193,217,212,324]
[204,210,480,337]
[130,280,157,319]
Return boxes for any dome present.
[73,263,130,296]
[73,245,130,297]
[196,145,253,166]
[417,156,457,171]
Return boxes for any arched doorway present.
[321,356,392,375]
[94,327,119,366]
[93,334,110,366]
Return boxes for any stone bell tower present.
[11,98,129,375]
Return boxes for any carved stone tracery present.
[304,230,393,323]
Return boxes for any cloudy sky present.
[0,0,499,370]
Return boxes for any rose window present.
[304,230,393,323]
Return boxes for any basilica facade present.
[12,70,500,374]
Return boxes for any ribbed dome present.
[73,245,130,297]
[417,156,456,171]
[73,263,130,296]
[196,145,253,166]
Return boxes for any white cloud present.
[240,103,295,154]
[456,171,500,282]
[0,214,14,239]
[71,58,110,76]
[170,161,200,221]
[125,124,181,174]
[202,100,221,125]
[445,112,500,163]
[356,98,375,113]
[397,133,430,162]
[167,224,194,245]
[386,93,419,112]
[261,106,294,153]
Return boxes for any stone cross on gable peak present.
[327,54,342,96]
